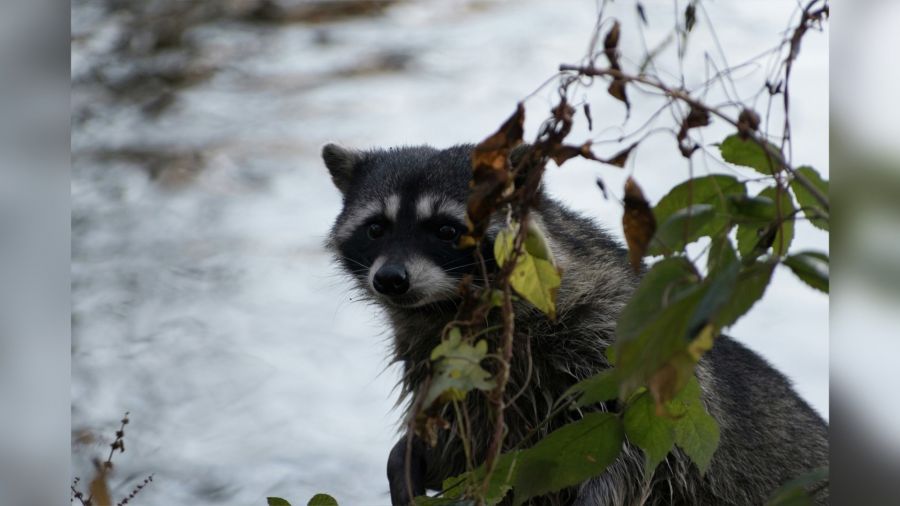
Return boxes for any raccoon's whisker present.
[336,255,370,271]
[445,262,482,271]
[438,257,473,268]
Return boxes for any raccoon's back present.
[692,336,829,505]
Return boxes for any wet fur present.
[324,144,828,505]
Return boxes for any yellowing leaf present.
[648,352,695,414]
[424,330,495,409]
[687,324,715,361]
[494,221,562,320]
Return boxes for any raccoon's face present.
[323,144,488,308]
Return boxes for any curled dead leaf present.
[608,79,630,112]
[463,103,525,245]
[737,108,761,137]
[602,142,638,168]
[604,21,621,65]
[622,177,656,273]
[583,103,594,131]
[549,142,597,166]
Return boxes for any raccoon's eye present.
[367,222,386,239]
[436,224,459,242]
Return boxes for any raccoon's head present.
[323,144,490,309]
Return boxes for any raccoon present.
[322,143,828,505]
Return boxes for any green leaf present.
[736,186,795,259]
[616,248,740,399]
[766,467,828,506]
[790,166,829,231]
[719,134,783,175]
[267,498,292,506]
[564,369,620,408]
[616,288,705,396]
[727,194,776,224]
[513,413,624,505]
[615,258,703,394]
[623,391,675,473]
[648,204,716,256]
[687,239,740,335]
[414,498,474,506]
[671,379,720,474]
[715,261,776,328]
[616,257,699,343]
[645,323,717,412]
[783,251,829,293]
[424,331,495,408]
[761,186,795,256]
[605,344,617,365]
[438,452,520,505]
[494,221,562,319]
[707,234,738,274]
[653,175,746,238]
[306,494,338,506]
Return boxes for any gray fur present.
[324,144,828,505]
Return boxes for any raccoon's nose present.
[373,264,410,296]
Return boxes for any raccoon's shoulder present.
[532,194,638,310]
[533,194,630,267]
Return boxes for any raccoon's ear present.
[322,143,363,194]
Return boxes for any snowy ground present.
[71,1,828,504]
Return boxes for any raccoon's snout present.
[373,264,410,296]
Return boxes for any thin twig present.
[557,63,829,210]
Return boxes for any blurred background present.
[830,0,900,502]
[67,1,834,504]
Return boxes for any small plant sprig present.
[71,412,154,506]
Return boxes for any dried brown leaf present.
[602,142,638,168]
[685,105,710,129]
[463,103,525,245]
[637,3,648,25]
[676,105,710,156]
[583,103,594,131]
[414,412,450,448]
[737,108,761,137]
[622,177,656,273]
[604,21,621,57]
[549,142,598,166]
[608,79,630,111]
[685,4,697,32]
[596,178,609,200]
